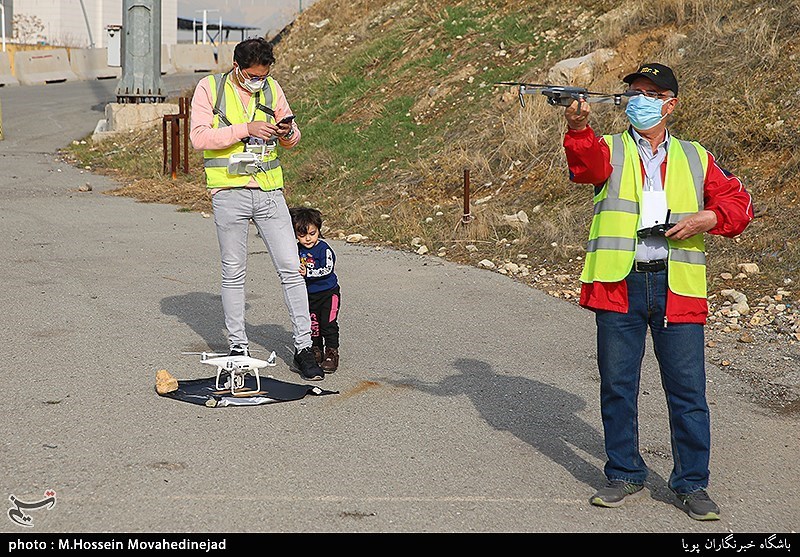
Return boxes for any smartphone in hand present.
[277,115,296,127]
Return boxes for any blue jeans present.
[595,268,710,494]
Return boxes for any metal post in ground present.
[170,115,180,180]
[181,97,189,174]
[161,117,168,174]
[461,168,472,224]
[162,113,179,178]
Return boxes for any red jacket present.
[564,126,754,324]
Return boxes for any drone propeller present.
[495,82,639,114]
[182,348,270,356]
[182,350,265,363]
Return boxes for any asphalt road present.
[0,75,797,538]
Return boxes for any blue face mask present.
[625,94,666,131]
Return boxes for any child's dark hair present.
[289,207,324,237]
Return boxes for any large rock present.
[720,289,750,315]
[738,263,760,274]
[548,49,616,85]
[155,369,178,395]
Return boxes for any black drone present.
[496,82,640,114]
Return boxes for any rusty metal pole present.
[170,116,180,179]
[461,168,472,224]
[181,97,189,174]
[162,117,168,174]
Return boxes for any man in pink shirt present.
[190,37,325,381]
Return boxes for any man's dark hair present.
[233,37,275,69]
[289,207,324,237]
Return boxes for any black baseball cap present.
[623,63,679,97]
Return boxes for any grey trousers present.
[211,188,312,351]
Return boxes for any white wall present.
[12,0,176,47]
[161,0,176,46]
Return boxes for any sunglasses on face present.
[626,89,675,99]
[240,67,271,81]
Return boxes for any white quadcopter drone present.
[495,82,640,114]
[185,351,278,396]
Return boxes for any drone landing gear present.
[199,352,277,397]
[216,368,261,396]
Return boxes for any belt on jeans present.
[633,259,667,272]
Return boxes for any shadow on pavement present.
[389,357,674,504]
[160,291,294,364]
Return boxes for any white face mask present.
[236,67,265,93]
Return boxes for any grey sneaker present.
[590,480,645,508]
[678,490,720,521]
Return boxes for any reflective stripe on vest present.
[580,131,709,298]
[203,73,284,191]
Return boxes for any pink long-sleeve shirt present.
[190,74,301,191]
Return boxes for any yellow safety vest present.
[203,72,284,191]
[579,131,709,298]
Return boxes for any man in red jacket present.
[563,63,753,520]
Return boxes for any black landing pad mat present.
[160,374,338,407]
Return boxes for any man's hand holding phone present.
[276,114,296,137]
[246,120,278,140]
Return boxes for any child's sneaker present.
[321,347,339,373]
[312,346,323,364]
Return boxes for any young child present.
[289,207,341,372]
